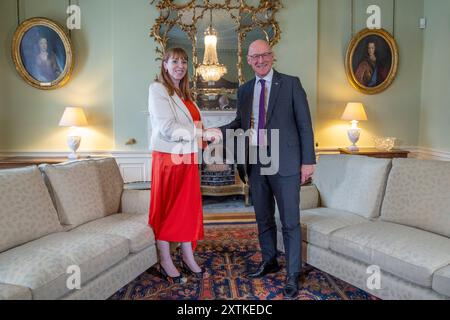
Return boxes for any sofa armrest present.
[300,185,320,210]
[0,283,32,300]
[120,189,150,215]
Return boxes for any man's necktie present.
[258,79,266,146]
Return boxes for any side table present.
[338,148,410,159]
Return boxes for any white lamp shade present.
[341,103,368,121]
[59,107,88,127]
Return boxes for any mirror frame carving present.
[150,0,282,96]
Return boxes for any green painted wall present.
[2,0,449,154]
[0,0,318,153]
[275,0,318,124]
[419,0,450,152]
[0,0,114,152]
[316,0,424,149]
[112,0,158,151]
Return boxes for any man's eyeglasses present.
[248,52,273,61]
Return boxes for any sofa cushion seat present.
[71,213,155,253]
[299,208,368,249]
[0,232,129,300]
[433,265,450,297]
[0,283,32,300]
[330,222,450,288]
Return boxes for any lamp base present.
[68,153,81,160]
[347,145,360,152]
[67,136,81,160]
[347,128,361,153]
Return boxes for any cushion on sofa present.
[299,185,320,211]
[0,283,32,300]
[71,213,155,253]
[120,189,151,215]
[0,166,62,253]
[299,208,368,249]
[381,159,450,238]
[95,158,124,215]
[40,158,124,229]
[433,265,450,297]
[330,222,450,288]
[0,232,129,300]
[313,155,391,219]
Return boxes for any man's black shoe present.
[283,273,300,299]
[247,260,281,278]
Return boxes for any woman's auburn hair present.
[158,47,193,101]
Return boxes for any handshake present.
[202,128,223,143]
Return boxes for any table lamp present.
[59,107,88,159]
[341,102,368,151]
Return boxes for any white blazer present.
[148,82,202,155]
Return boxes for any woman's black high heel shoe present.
[158,264,186,284]
[181,260,205,279]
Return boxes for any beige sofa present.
[0,158,157,300]
[276,155,450,300]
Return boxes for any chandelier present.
[197,10,227,82]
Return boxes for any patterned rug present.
[110,223,378,300]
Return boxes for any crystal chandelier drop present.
[197,11,227,82]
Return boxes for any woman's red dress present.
[149,99,204,249]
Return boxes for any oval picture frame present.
[12,17,74,90]
[345,28,399,95]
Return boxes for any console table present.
[339,148,410,159]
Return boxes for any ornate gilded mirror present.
[150,0,282,111]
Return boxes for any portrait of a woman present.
[19,26,66,84]
[33,37,62,83]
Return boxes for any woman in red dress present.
[148,48,220,283]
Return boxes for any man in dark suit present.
[220,40,316,298]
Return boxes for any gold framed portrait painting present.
[345,28,398,95]
[12,18,74,90]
